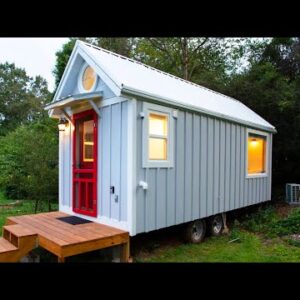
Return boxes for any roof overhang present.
[121,85,277,134]
[45,92,103,119]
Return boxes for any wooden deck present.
[1,211,129,262]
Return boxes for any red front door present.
[72,109,97,217]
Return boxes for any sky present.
[0,38,69,92]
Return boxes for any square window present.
[247,132,267,175]
[142,103,174,168]
[149,137,167,160]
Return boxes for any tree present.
[0,118,58,211]
[0,62,51,136]
[53,37,137,91]
[133,38,250,92]
[225,37,300,189]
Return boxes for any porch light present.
[58,118,68,131]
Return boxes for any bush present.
[0,118,58,205]
[242,206,278,233]
[268,208,300,237]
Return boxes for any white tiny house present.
[45,40,276,241]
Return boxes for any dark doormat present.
[57,216,93,225]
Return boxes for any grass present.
[134,204,300,262]
[135,230,300,262]
[0,191,58,234]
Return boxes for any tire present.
[184,219,206,244]
[209,214,224,237]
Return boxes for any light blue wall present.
[58,56,115,100]
[135,100,273,234]
[98,101,128,221]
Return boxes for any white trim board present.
[245,128,270,179]
[127,98,137,236]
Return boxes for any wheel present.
[209,214,224,237]
[184,219,206,243]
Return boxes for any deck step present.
[0,237,17,253]
[3,224,36,237]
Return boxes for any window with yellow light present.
[148,113,168,160]
[247,133,266,174]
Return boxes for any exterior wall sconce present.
[58,118,69,131]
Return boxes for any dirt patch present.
[274,201,293,218]
[0,200,22,210]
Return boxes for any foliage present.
[0,118,58,203]
[0,191,58,234]
[242,206,279,232]
[135,231,300,262]
[0,62,51,136]
[268,208,300,237]
[241,205,300,237]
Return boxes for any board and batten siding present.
[135,101,272,234]
[59,100,128,223]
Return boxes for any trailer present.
[45,40,276,243]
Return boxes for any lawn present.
[0,191,58,234]
[132,204,300,262]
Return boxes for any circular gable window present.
[78,63,98,93]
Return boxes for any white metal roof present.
[74,41,276,132]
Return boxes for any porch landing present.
[1,211,129,262]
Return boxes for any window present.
[83,119,94,162]
[247,131,267,176]
[78,63,98,93]
[149,113,168,160]
[142,102,174,168]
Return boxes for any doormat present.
[57,216,92,225]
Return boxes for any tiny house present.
[45,40,276,242]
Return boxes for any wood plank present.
[62,233,129,257]
[3,224,36,237]
[39,214,106,240]
[31,214,93,242]
[18,215,82,243]
[0,238,17,252]
[120,240,130,262]
[10,216,68,246]
[38,236,62,257]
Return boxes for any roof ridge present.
[80,40,242,104]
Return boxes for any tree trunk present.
[34,199,39,214]
[182,38,189,80]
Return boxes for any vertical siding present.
[120,101,128,221]
[192,115,200,220]
[135,101,273,234]
[200,116,207,218]
[175,111,185,224]
[110,104,121,220]
[184,113,193,222]
[100,105,111,217]
[213,119,220,214]
[219,121,226,212]
[61,126,72,207]
[98,101,128,221]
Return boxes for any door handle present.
[110,186,115,194]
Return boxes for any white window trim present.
[77,62,98,93]
[246,128,269,179]
[142,102,174,168]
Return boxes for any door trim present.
[72,109,98,217]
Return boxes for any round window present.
[78,64,97,92]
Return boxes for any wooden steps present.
[1,212,130,262]
[0,224,38,262]
[0,238,18,252]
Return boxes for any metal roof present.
[68,41,277,132]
